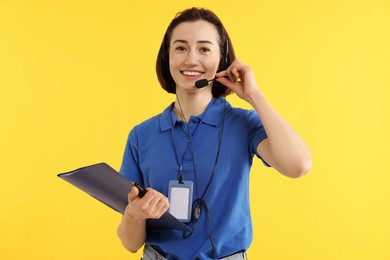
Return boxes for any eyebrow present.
[172,39,214,45]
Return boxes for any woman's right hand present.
[124,186,170,220]
[118,186,168,252]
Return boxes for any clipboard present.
[57,162,191,232]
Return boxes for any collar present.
[159,97,231,132]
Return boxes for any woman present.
[117,7,312,260]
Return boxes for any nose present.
[184,49,198,66]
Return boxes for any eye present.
[175,46,186,52]
[200,47,211,53]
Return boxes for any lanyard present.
[170,97,215,183]
[179,98,226,239]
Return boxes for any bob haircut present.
[156,7,236,98]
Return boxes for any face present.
[168,20,221,92]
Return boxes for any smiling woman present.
[169,21,221,104]
[156,8,236,98]
[117,7,311,260]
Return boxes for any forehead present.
[170,20,220,45]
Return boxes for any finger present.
[226,68,236,82]
[142,192,167,218]
[215,76,237,90]
[150,192,168,212]
[141,188,157,207]
[216,70,237,84]
[147,191,162,209]
[153,197,170,218]
[216,59,241,81]
[128,186,139,202]
[215,70,227,78]
[215,70,232,83]
[124,187,144,219]
[230,66,240,79]
[140,189,162,212]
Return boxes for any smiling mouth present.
[181,71,204,77]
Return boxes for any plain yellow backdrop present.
[1,0,389,259]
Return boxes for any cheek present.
[168,53,182,71]
[208,51,221,67]
[204,56,221,71]
[168,56,178,76]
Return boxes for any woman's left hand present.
[215,59,261,105]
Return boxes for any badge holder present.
[168,179,193,223]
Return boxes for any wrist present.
[247,89,265,108]
[123,209,147,224]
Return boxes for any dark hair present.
[156,7,236,97]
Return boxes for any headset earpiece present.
[224,39,229,65]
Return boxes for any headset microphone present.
[195,78,215,88]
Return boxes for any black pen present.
[132,182,147,198]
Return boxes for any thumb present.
[128,185,140,202]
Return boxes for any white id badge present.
[168,180,193,222]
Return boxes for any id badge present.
[168,180,193,223]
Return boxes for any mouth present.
[180,70,204,78]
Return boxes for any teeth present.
[182,71,202,76]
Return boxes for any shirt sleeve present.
[119,127,145,183]
[247,110,271,167]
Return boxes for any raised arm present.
[216,59,312,178]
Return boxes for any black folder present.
[57,162,191,232]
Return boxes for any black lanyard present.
[170,97,226,200]
[170,97,214,186]
[176,98,226,248]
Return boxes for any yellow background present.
[1,0,389,259]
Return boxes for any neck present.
[174,90,213,122]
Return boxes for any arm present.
[216,59,312,178]
[117,186,169,253]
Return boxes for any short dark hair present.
[156,7,236,97]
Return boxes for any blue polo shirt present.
[120,97,268,260]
